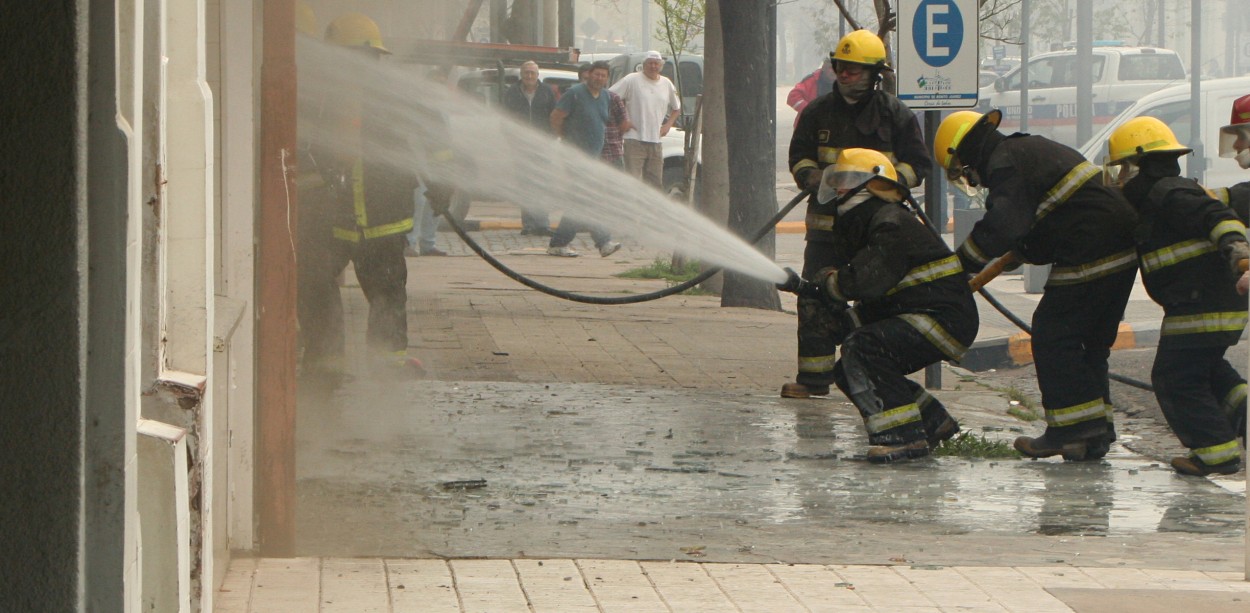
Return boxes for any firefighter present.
[301,13,421,375]
[783,29,931,399]
[935,109,1138,461]
[1213,93,1250,222]
[1104,117,1249,476]
[779,149,977,462]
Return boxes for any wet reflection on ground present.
[295,379,1244,567]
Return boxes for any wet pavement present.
[296,378,1244,569]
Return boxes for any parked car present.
[1078,76,1250,190]
[981,45,1187,147]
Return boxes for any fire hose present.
[437,188,813,305]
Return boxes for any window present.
[1003,55,1105,90]
[1118,54,1185,81]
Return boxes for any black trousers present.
[1032,268,1135,444]
[796,241,841,387]
[833,317,956,446]
[1152,344,1245,462]
[300,231,409,367]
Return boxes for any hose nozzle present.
[776,268,823,299]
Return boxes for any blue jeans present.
[407,186,437,252]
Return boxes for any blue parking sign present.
[910,0,964,68]
[897,0,978,109]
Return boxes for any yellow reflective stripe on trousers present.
[1139,238,1216,275]
[887,255,963,295]
[1192,440,1241,466]
[1208,219,1246,244]
[897,313,968,361]
[333,227,361,242]
[362,218,414,239]
[1222,383,1247,417]
[959,237,989,266]
[798,354,837,373]
[806,213,835,232]
[1036,161,1100,221]
[1047,248,1136,286]
[352,158,368,228]
[915,389,935,410]
[1160,311,1249,336]
[866,402,922,434]
[1044,398,1107,427]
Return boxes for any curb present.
[464,219,809,234]
[960,321,1160,372]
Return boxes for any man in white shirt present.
[609,50,681,188]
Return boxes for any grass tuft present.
[615,257,712,294]
[931,432,1022,458]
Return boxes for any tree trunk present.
[698,0,728,295]
[718,0,781,310]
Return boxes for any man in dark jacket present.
[503,60,558,235]
[1105,117,1249,476]
[780,149,977,462]
[935,109,1138,461]
[783,29,931,400]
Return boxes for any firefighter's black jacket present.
[788,91,931,244]
[1214,180,1250,223]
[824,195,978,358]
[956,134,1138,273]
[1129,176,1248,349]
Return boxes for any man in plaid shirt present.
[601,88,632,168]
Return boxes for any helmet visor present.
[1101,156,1139,187]
[817,168,881,204]
[1219,125,1250,158]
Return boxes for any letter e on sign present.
[911,0,963,67]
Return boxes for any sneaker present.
[1013,434,1092,461]
[547,246,580,257]
[598,241,622,257]
[419,247,448,256]
[927,417,961,449]
[1171,455,1241,477]
[780,382,830,398]
[867,440,930,464]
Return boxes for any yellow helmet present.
[296,1,319,38]
[832,30,890,69]
[934,110,985,179]
[325,13,390,54]
[818,148,906,204]
[1106,116,1191,164]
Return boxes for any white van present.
[1077,76,1250,190]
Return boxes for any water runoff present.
[297,39,788,285]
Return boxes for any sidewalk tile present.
[513,559,599,611]
[320,558,387,613]
[449,559,530,613]
[385,559,460,612]
[639,561,738,612]
[702,563,808,612]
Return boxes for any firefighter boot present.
[781,382,830,399]
[927,417,961,449]
[867,439,930,464]
[1171,455,1241,477]
[1014,434,1091,461]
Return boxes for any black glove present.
[776,268,824,299]
[1218,235,1250,276]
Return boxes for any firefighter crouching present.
[1104,117,1249,476]
[935,110,1139,461]
[779,149,977,463]
[784,29,931,400]
[1212,93,1250,222]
